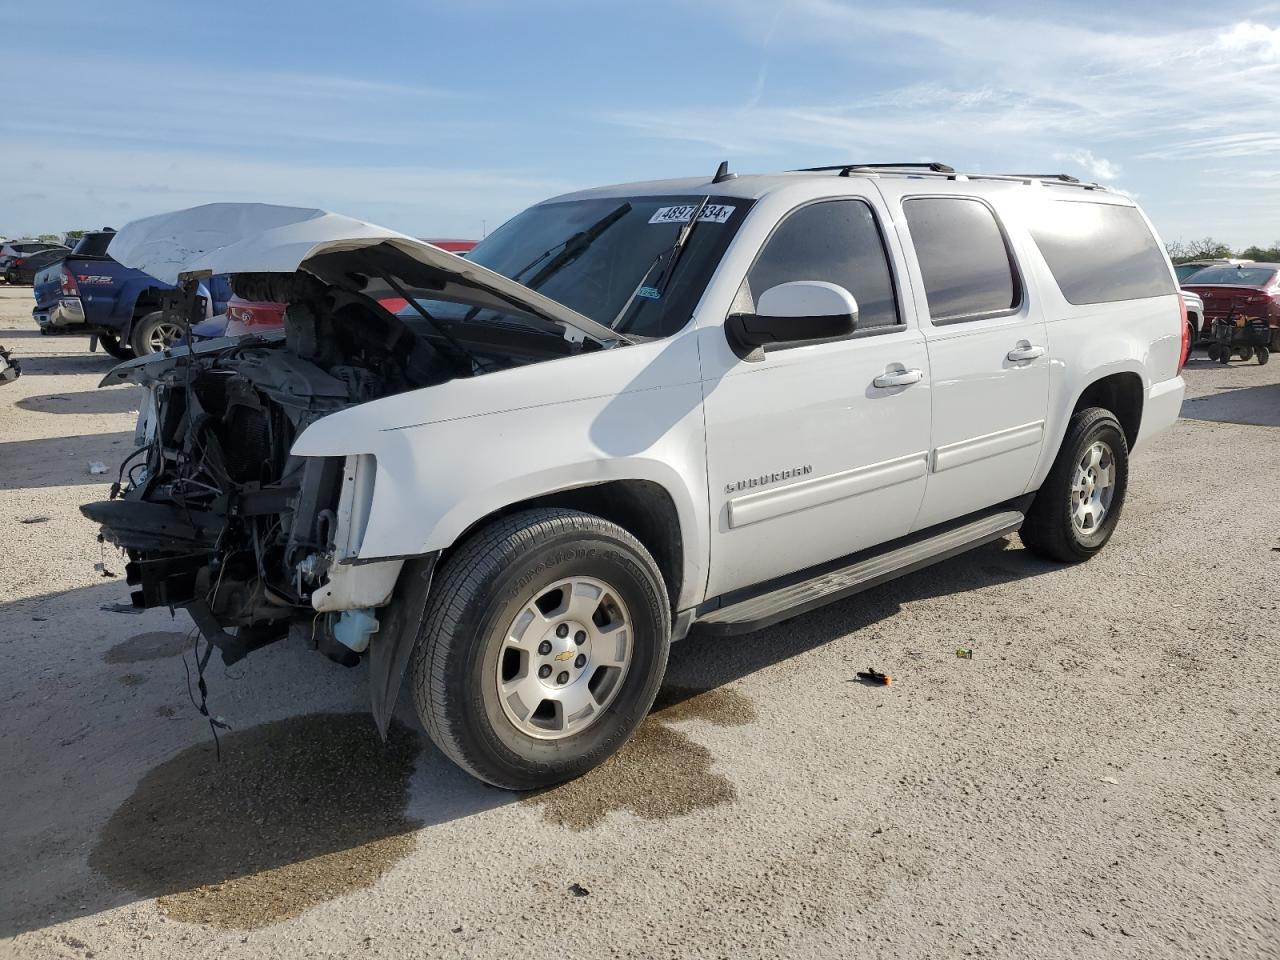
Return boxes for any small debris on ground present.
[94,562,117,578]
[852,669,892,686]
[88,461,108,475]
[100,602,143,614]
[1100,776,1119,785]
[19,516,49,524]
[568,883,590,897]
[955,648,974,659]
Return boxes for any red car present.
[1183,263,1280,351]
[224,239,477,335]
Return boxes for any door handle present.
[872,367,923,388]
[1007,342,1045,362]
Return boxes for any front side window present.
[903,197,1020,323]
[743,198,900,335]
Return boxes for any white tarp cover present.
[106,202,627,345]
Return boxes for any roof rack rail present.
[1008,173,1080,183]
[797,162,955,177]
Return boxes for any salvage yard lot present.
[0,283,1277,959]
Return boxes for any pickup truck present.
[83,169,1186,790]
[32,229,230,359]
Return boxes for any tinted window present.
[1182,265,1278,287]
[1029,202,1176,304]
[746,199,899,331]
[903,197,1019,322]
[73,232,116,257]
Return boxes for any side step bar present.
[692,504,1028,636]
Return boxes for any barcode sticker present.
[648,203,736,225]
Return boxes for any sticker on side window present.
[648,203,736,225]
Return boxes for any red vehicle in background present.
[222,239,477,337]
[1182,263,1280,352]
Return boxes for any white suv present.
[86,164,1187,788]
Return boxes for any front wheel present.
[1257,346,1270,366]
[411,508,671,790]
[129,310,183,355]
[1239,346,1255,362]
[1021,407,1129,564]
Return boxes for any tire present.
[3,270,17,285]
[1219,346,1232,365]
[1239,346,1254,362]
[129,310,183,355]
[1257,346,1270,366]
[411,507,671,790]
[98,332,135,361]
[1021,407,1129,564]
[1206,344,1220,361]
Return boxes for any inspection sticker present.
[648,203,736,225]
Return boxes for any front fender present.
[292,339,712,610]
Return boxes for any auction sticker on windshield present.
[648,203,736,225]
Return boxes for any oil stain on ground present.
[89,713,421,929]
[523,685,756,831]
[103,631,190,664]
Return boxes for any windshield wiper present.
[611,195,711,330]
[508,202,632,291]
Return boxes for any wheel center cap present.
[536,620,590,687]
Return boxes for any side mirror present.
[726,281,859,354]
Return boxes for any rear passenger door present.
[889,193,1050,530]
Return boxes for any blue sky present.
[2,0,1279,248]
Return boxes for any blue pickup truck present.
[32,229,231,359]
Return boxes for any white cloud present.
[1054,150,1121,181]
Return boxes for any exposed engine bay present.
[81,264,594,668]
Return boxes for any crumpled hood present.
[107,202,630,346]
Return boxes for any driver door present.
[700,196,932,599]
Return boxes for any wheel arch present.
[1070,371,1144,449]
[439,478,688,618]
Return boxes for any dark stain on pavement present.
[89,713,421,929]
[523,685,756,831]
[118,672,148,687]
[103,631,190,664]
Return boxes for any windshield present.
[1185,265,1278,287]
[426,195,753,340]
[1175,263,1212,282]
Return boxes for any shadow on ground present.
[0,537,1054,935]
[0,431,135,489]
[1181,381,1280,427]
[17,387,142,416]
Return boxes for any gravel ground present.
[0,284,1276,960]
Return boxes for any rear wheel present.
[129,310,183,355]
[1257,346,1270,366]
[1239,346,1255,362]
[1021,407,1129,564]
[411,508,671,790]
[98,332,134,361]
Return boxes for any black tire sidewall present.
[1051,412,1129,558]
[431,521,669,788]
[129,311,165,355]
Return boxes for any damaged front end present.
[82,273,451,679]
[80,202,631,733]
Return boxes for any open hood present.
[108,203,632,346]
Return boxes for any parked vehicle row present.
[1,238,69,284]
[82,164,1186,789]
[1180,263,1280,352]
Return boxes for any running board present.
[692,505,1027,636]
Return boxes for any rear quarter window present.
[1029,202,1175,305]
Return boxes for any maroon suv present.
[1183,263,1280,351]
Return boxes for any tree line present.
[1166,238,1280,264]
